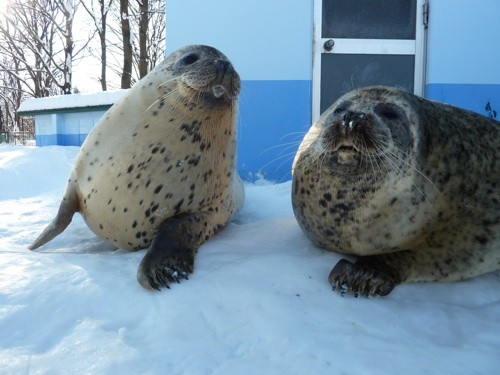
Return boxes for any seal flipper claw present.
[138,250,195,290]
[147,275,161,291]
[340,283,348,297]
[331,279,338,291]
[328,259,397,297]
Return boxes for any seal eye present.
[332,101,351,116]
[375,104,401,120]
[182,53,199,65]
[381,109,399,120]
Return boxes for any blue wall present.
[167,0,313,181]
[34,114,57,146]
[426,84,499,119]
[425,0,500,119]
[238,80,311,181]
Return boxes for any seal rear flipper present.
[28,186,80,250]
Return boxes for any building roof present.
[18,90,128,116]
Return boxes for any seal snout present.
[341,110,366,133]
[323,109,373,154]
[212,58,239,99]
[213,58,231,73]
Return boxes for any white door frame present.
[312,0,429,122]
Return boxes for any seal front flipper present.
[328,254,410,297]
[28,184,79,250]
[137,213,206,291]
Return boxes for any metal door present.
[313,0,428,120]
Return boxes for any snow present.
[18,90,127,114]
[1,144,499,374]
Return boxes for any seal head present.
[168,46,240,106]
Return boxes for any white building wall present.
[166,0,313,81]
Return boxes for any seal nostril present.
[342,111,365,129]
[342,111,353,128]
[213,59,230,71]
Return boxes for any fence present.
[0,131,36,146]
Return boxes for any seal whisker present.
[360,137,380,178]
[259,140,303,157]
[146,86,183,113]
[297,148,324,174]
[315,150,330,192]
[158,76,181,88]
[373,137,440,193]
[356,129,388,181]
[274,152,308,178]
[279,131,309,140]
[145,77,182,112]
[374,141,437,213]
[258,150,299,173]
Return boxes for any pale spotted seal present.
[292,86,499,297]
[29,45,244,291]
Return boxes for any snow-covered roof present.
[18,90,128,115]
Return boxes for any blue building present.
[21,0,500,181]
[18,91,126,147]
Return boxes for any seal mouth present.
[334,144,359,153]
[333,142,390,159]
[180,80,237,105]
[323,118,388,158]
[212,85,227,98]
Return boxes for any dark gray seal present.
[292,86,499,297]
[29,45,244,291]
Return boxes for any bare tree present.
[0,0,56,137]
[1,0,55,98]
[104,0,164,87]
[58,0,76,94]
[0,0,85,96]
[120,0,133,88]
[137,0,149,79]
[82,0,114,91]
[145,0,166,72]
[0,0,91,136]
[0,57,35,139]
[134,0,165,75]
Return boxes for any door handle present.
[323,39,335,52]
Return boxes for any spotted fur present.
[292,86,499,297]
